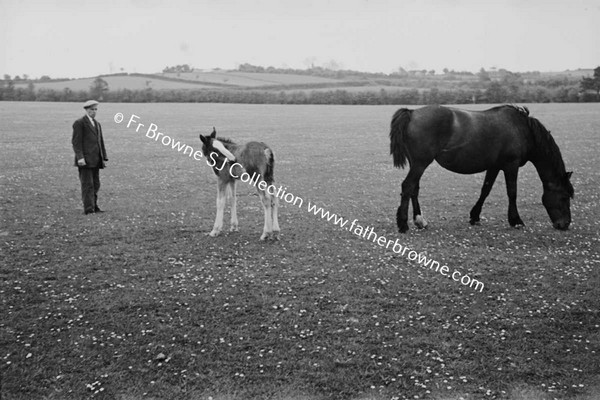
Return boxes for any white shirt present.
[87,116,95,127]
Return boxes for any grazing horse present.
[389,105,573,233]
[199,128,280,240]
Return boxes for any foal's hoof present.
[208,230,220,237]
[259,231,280,241]
[469,219,480,226]
[398,225,409,233]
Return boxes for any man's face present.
[86,106,97,118]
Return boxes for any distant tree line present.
[1,67,599,104]
[162,64,193,73]
[580,66,600,98]
[1,85,593,105]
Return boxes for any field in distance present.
[13,67,595,94]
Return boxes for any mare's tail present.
[389,108,413,168]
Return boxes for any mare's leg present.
[469,169,500,225]
[411,184,427,229]
[271,193,280,240]
[397,163,429,233]
[503,167,524,227]
[229,181,239,232]
[257,189,273,241]
[209,180,228,237]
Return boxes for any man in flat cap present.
[71,100,108,214]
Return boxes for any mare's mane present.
[516,107,567,176]
[501,105,573,196]
[488,105,567,178]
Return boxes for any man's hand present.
[77,158,86,166]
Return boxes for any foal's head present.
[542,171,574,230]
[199,127,236,161]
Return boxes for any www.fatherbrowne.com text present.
[116,112,485,292]
[306,203,484,292]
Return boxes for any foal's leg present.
[469,169,500,225]
[503,167,524,227]
[257,190,273,241]
[398,163,429,233]
[271,194,280,240]
[229,181,239,232]
[209,180,228,237]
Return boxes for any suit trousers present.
[78,167,100,213]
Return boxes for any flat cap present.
[83,100,99,109]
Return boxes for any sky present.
[1,0,599,79]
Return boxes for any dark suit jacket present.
[72,115,108,168]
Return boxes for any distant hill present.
[5,66,597,105]
[14,70,349,92]
[159,71,341,87]
[15,74,218,91]
[12,67,595,94]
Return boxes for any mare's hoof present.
[414,215,428,229]
[509,219,525,228]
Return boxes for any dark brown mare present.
[389,105,573,233]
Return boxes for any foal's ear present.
[566,171,573,179]
[199,134,208,144]
[210,127,217,138]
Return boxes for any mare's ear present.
[566,171,573,179]
[210,127,217,138]
[199,134,208,144]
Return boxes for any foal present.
[199,128,280,240]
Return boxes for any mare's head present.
[526,112,574,231]
[542,171,574,230]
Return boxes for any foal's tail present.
[263,148,275,185]
[389,108,413,168]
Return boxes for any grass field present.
[1,102,599,400]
